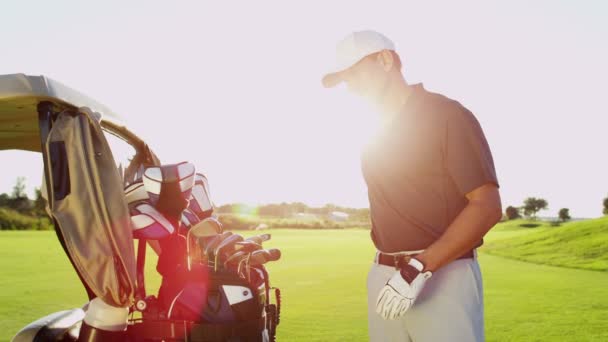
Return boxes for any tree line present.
[0,178,371,230]
[0,177,46,215]
[215,202,370,220]
[503,196,608,222]
[0,178,50,230]
[4,177,608,230]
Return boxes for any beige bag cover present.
[44,110,136,307]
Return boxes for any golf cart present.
[1,74,281,341]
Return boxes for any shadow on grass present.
[519,223,541,228]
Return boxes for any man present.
[322,30,502,341]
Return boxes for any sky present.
[1,0,607,218]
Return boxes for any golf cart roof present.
[0,73,127,152]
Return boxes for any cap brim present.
[321,71,344,88]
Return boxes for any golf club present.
[234,241,263,251]
[224,250,250,269]
[249,248,281,266]
[224,242,264,270]
[213,234,244,271]
[242,249,281,281]
[186,218,223,270]
[203,231,233,268]
[245,234,271,245]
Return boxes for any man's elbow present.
[467,199,502,225]
[484,191,503,227]
[466,184,502,227]
[489,202,503,226]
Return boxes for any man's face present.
[341,55,388,103]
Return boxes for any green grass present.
[483,218,608,271]
[1,229,607,341]
[0,231,88,341]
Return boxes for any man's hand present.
[375,258,432,320]
[416,183,501,272]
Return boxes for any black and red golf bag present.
[124,162,282,341]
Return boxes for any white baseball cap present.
[322,30,396,88]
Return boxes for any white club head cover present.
[375,258,432,320]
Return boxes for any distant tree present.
[291,202,309,213]
[322,204,338,215]
[278,202,291,217]
[505,206,521,220]
[8,178,31,213]
[351,208,370,222]
[33,188,47,217]
[216,203,233,214]
[0,193,9,207]
[603,196,608,215]
[523,197,548,220]
[11,177,27,199]
[558,208,571,222]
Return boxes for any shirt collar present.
[382,83,424,126]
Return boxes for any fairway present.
[1,229,607,341]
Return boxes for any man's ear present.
[377,50,394,72]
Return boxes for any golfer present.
[322,30,502,341]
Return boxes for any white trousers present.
[367,253,484,342]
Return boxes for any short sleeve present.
[445,108,499,195]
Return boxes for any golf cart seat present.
[11,308,84,342]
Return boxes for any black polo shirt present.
[361,84,499,253]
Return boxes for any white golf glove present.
[375,257,432,320]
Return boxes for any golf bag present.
[125,162,281,341]
[12,162,280,342]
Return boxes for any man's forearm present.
[416,198,502,272]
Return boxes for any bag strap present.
[135,238,147,301]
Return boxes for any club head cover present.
[187,173,214,220]
[143,162,195,220]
